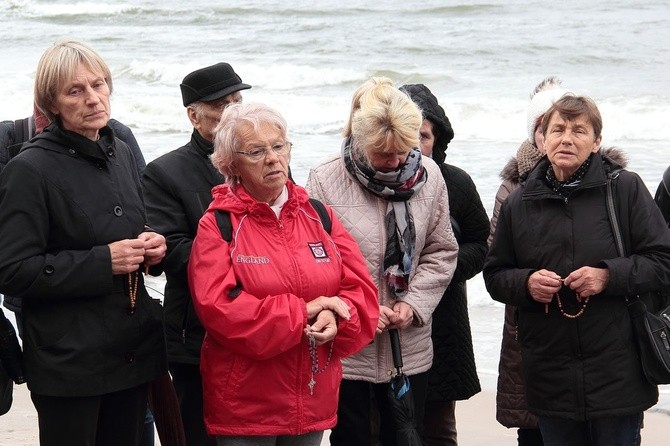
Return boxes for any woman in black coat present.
[484,95,670,446]
[0,39,167,446]
[402,84,489,446]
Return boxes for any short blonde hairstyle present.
[34,39,113,122]
[211,102,288,185]
[343,77,422,163]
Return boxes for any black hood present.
[401,83,454,165]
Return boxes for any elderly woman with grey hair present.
[188,102,378,446]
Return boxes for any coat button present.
[125,352,135,363]
[387,369,393,376]
[113,206,123,216]
[43,265,55,275]
[68,149,75,155]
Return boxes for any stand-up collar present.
[191,130,215,157]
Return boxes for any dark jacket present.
[0,117,146,175]
[654,165,670,226]
[402,83,488,401]
[491,141,541,428]
[427,163,488,401]
[143,131,224,364]
[484,151,670,420]
[1,117,146,315]
[0,122,166,397]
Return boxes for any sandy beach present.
[2,382,667,445]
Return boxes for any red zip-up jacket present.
[188,181,378,436]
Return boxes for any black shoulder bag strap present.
[608,170,670,384]
[605,169,625,257]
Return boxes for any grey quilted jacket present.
[307,154,458,382]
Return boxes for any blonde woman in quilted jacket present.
[307,77,458,446]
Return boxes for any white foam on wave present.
[10,0,139,17]
[115,60,190,86]
[237,62,363,90]
[440,94,670,145]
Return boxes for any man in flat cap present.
[143,62,251,446]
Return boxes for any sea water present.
[1,0,669,408]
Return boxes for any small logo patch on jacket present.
[308,241,330,262]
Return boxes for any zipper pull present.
[661,331,670,352]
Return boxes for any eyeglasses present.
[235,142,292,162]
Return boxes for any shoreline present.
[2,382,668,446]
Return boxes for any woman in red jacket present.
[188,102,379,446]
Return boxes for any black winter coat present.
[1,118,146,315]
[0,123,166,397]
[484,152,670,420]
[143,131,225,364]
[401,83,488,402]
[427,164,488,401]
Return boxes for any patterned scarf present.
[545,153,594,200]
[342,137,427,298]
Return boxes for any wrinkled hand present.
[108,239,145,274]
[564,266,609,298]
[306,296,350,321]
[377,305,395,334]
[527,269,562,303]
[389,301,414,330]
[138,231,166,266]
[376,301,415,334]
[304,309,338,345]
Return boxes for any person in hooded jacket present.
[484,94,670,446]
[1,105,148,325]
[0,39,167,446]
[1,102,156,446]
[188,102,379,445]
[143,62,251,446]
[401,84,489,446]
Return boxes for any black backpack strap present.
[308,198,331,234]
[214,209,233,242]
[213,209,241,298]
[8,117,34,158]
[216,198,331,242]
